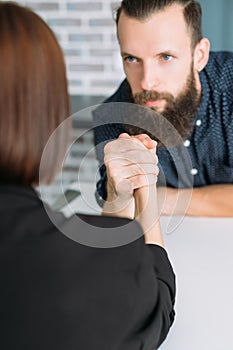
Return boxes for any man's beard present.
[124,67,201,147]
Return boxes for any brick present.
[64,49,82,56]
[68,80,83,87]
[48,18,81,26]
[89,18,114,27]
[26,2,59,11]
[69,34,103,42]
[69,64,104,72]
[89,49,113,57]
[67,2,102,11]
[91,80,121,87]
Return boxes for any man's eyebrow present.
[156,50,177,56]
[120,51,141,60]
[120,51,136,57]
[120,50,178,58]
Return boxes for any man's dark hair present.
[115,0,203,49]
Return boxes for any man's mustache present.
[134,90,175,105]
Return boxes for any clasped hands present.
[104,132,158,199]
[103,132,163,246]
[103,133,159,216]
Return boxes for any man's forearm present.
[158,184,233,217]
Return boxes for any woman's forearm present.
[134,185,164,247]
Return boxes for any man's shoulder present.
[208,50,233,62]
[205,51,233,92]
[104,79,133,103]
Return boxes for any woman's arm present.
[134,185,164,247]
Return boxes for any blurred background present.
[2,0,233,205]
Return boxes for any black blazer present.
[0,186,175,350]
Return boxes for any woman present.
[0,2,175,350]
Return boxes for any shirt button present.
[184,140,190,147]
[190,168,198,175]
[196,119,202,126]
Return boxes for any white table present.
[60,182,233,350]
[160,216,233,350]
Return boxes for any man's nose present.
[141,62,159,91]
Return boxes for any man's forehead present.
[118,5,192,55]
[118,4,190,35]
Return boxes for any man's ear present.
[193,38,210,72]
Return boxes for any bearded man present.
[93,0,233,217]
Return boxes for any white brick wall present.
[5,0,125,96]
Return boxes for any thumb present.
[118,133,131,139]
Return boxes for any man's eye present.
[125,56,137,63]
[162,55,172,61]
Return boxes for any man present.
[93,0,233,217]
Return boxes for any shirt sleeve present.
[93,107,125,203]
[92,79,133,204]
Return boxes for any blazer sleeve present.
[71,211,176,349]
[75,215,176,350]
[146,244,176,347]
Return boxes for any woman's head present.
[0,2,70,186]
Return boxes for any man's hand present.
[104,133,158,200]
[102,133,158,217]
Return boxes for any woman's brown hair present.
[0,2,70,185]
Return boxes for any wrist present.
[102,181,135,218]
